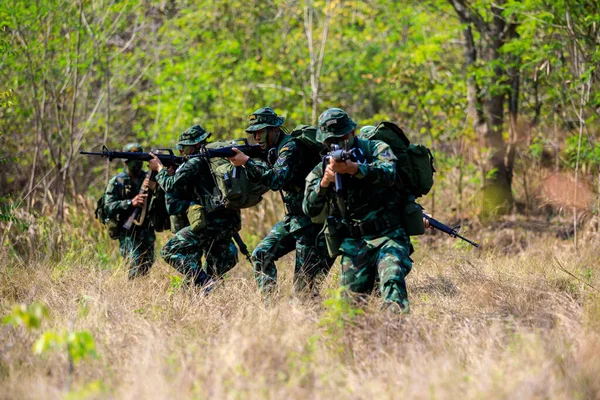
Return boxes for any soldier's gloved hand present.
[132,194,147,207]
[329,157,358,175]
[148,153,164,172]
[228,148,249,167]
[320,163,336,188]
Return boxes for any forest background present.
[1,0,600,398]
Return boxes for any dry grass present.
[1,215,600,399]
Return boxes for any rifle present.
[423,213,480,248]
[122,170,156,230]
[232,232,252,263]
[80,141,264,165]
[323,144,359,220]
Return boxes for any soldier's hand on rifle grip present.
[320,163,336,188]
[148,152,164,173]
[228,148,250,167]
[132,194,147,207]
[143,178,157,191]
[329,157,358,175]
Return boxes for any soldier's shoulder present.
[370,139,395,160]
[278,135,301,153]
[108,172,128,186]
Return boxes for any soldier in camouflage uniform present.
[149,125,240,287]
[303,108,413,314]
[103,143,156,279]
[229,107,334,297]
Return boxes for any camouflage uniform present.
[156,125,241,286]
[103,143,156,279]
[303,109,413,313]
[243,107,334,296]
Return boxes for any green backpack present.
[359,121,436,236]
[361,121,435,197]
[288,124,328,163]
[204,140,270,210]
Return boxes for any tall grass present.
[1,202,599,398]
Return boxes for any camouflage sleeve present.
[165,191,190,215]
[156,158,202,193]
[302,163,329,217]
[353,140,396,186]
[244,141,300,191]
[103,176,131,219]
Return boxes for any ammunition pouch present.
[106,219,120,240]
[186,203,207,233]
[399,197,424,236]
[170,214,189,234]
[324,216,343,258]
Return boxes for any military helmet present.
[358,125,377,139]
[123,142,144,152]
[177,124,211,146]
[245,107,285,133]
[316,108,357,143]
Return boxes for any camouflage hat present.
[245,107,285,133]
[316,108,358,143]
[358,125,377,139]
[123,142,144,152]
[177,124,211,146]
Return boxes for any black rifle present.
[423,213,480,248]
[323,144,359,219]
[232,232,252,263]
[80,142,265,165]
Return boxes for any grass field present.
[2,208,599,399]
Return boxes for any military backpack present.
[203,140,269,210]
[359,121,436,236]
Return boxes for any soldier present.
[148,125,240,288]
[229,107,334,298]
[303,108,413,314]
[103,142,156,279]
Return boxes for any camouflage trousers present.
[252,220,334,296]
[160,226,238,286]
[340,227,412,308]
[118,229,156,280]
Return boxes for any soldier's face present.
[181,145,198,155]
[253,128,278,150]
[325,132,354,150]
[125,160,143,175]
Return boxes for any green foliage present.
[563,134,600,171]
[319,286,363,340]
[3,302,48,330]
[34,330,98,364]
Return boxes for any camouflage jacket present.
[303,138,398,224]
[103,168,153,229]
[156,157,241,230]
[244,134,319,231]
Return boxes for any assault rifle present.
[423,213,480,248]
[80,141,265,165]
[122,170,156,230]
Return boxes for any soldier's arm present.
[353,140,396,186]
[244,142,299,191]
[156,158,201,193]
[302,164,329,217]
[103,176,131,219]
